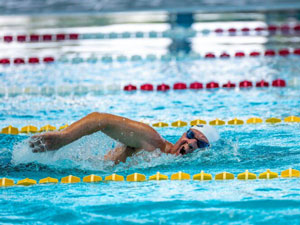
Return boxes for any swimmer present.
[29,112,219,164]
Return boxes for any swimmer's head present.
[171,124,220,155]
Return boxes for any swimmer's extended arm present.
[30,112,166,152]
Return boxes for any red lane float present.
[43,34,52,41]
[235,52,245,58]
[215,28,223,34]
[69,33,79,40]
[124,84,137,91]
[268,25,278,32]
[30,34,39,42]
[278,49,290,56]
[294,49,300,55]
[205,53,215,58]
[173,83,187,90]
[294,25,300,32]
[0,58,10,64]
[241,27,250,33]
[4,36,13,42]
[265,50,276,56]
[254,27,265,32]
[272,79,286,87]
[228,28,237,34]
[141,84,153,91]
[222,82,236,88]
[56,34,66,41]
[206,82,219,89]
[17,35,26,42]
[220,53,230,58]
[190,82,203,89]
[157,84,170,91]
[256,80,269,87]
[250,51,261,57]
[43,57,54,63]
[14,58,25,64]
[280,25,290,33]
[239,80,252,88]
[28,57,39,64]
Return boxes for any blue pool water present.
[1,57,300,224]
[1,14,300,224]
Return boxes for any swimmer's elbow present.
[87,112,105,121]
[143,137,165,152]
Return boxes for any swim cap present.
[191,124,220,144]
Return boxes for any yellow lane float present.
[1,115,300,135]
[215,172,234,180]
[1,125,19,135]
[149,172,168,181]
[266,118,281,124]
[20,125,38,134]
[152,122,168,127]
[40,125,56,132]
[281,168,300,178]
[0,178,14,187]
[83,174,102,183]
[171,120,188,127]
[59,124,69,130]
[284,116,300,123]
[228,118,244,125]
[259,169,278,179]
[171,171,190,180]
[39,177,59,184]
[17,178,37,186]
[209,119,225,126]
[237,170,257,180]
[105,174,124,181]
[126,173,146,182]
[61,175,81,184]
[193,171,212,181]
[190,119,206,126]
[1,168,300,188]
[246,117,263,124]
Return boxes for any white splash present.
[11,133,239,172]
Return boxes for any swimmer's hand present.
[29,132,66,153]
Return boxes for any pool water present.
[1,57,300,224]
[1,14,300,224]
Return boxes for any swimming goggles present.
[186,129,210,149]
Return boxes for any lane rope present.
[0,79,288,97]
[1,49,300,66]
[1,168,299,187]
[1,24,300,44]
[1,116,299,135]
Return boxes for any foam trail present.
[12,132,117,171]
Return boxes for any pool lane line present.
[0,79,289,97]
[1,169,299,187]
[1,24,300,44]
[1,116,299,135]
[1,48,300,66]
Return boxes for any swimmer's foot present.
[29,131,66,153]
